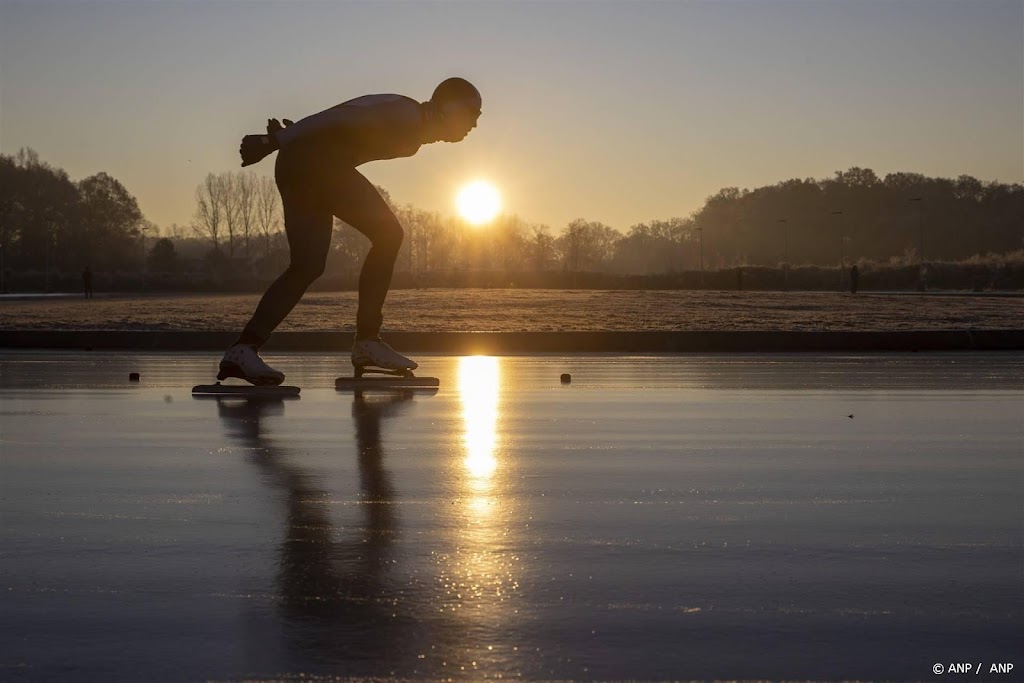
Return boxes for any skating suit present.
[276,94,424,170]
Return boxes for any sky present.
[1,0,1022,234]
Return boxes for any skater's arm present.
[275,99,420,147]
[274,106,379,147]
[240,97,419,165]
[275,107,357,147]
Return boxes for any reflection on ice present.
[459,356,500,481]
[214,393,411,672]
[435,356,523,675]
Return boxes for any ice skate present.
[192,344,296,397]
[352,337,418,376]
[217,344,286,385]
[336,337,439,390]
[194,345,299,397]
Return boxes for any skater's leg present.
[235,198,333,347]
[327,168,404,341]
[220,151,332,385]
[222,198,330,385]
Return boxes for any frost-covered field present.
[1,289,1020,332]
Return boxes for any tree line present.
[0,148,151,276]
[200,166,1023,278]
[1,148,1021,292]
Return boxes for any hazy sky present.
[2,0,1022,234]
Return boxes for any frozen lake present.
[1,351,1021,681]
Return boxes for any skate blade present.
[335,376,439,391]
[217,362,284,386]
[193,382,300,398]
[351,362,418,376]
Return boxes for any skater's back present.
[276,94,425,167]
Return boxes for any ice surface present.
[1,351,1021,681]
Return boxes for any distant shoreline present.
[2,290,1021,348]
[2,330,1021,352]
[3,289,1022,302]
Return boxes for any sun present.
[456,180,501,225]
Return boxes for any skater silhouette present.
[82,265,93,299]
[219,78,482,386]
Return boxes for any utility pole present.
[831,211,845,290]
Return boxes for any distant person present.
[849,265,859,294]
[219,78,482,386]
[82,266,93,299]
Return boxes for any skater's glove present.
[266,118,294,136]
[238,119,293,167]
[239,134,276,167]
[238,118,296,167]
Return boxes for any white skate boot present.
[351,337,418,376]
[217,344,285,386]
[337,338,437,390]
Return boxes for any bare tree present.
[221,173,241,259]
[584,221,620,270]
[167,222,189,240]
[255,175,281,259]
[558,219,619,274]
[418,210,445,272]
[194,171,263,265]
[332,216,370,278]
[530,224,555,271]
[499,214,529,271]
[395,204,417,273]
[193,173,229,253]
[234,171,259,261]
[407,208,429,273]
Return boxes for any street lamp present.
[831,211,845,289]
[908,197,923,264]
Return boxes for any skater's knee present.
[286,257,327,285]
[303,259,327,282]
[373,221,404,253]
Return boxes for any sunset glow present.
[456,181,501,225]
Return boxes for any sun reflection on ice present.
[459,356,500,482]
[430,356,524,675]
